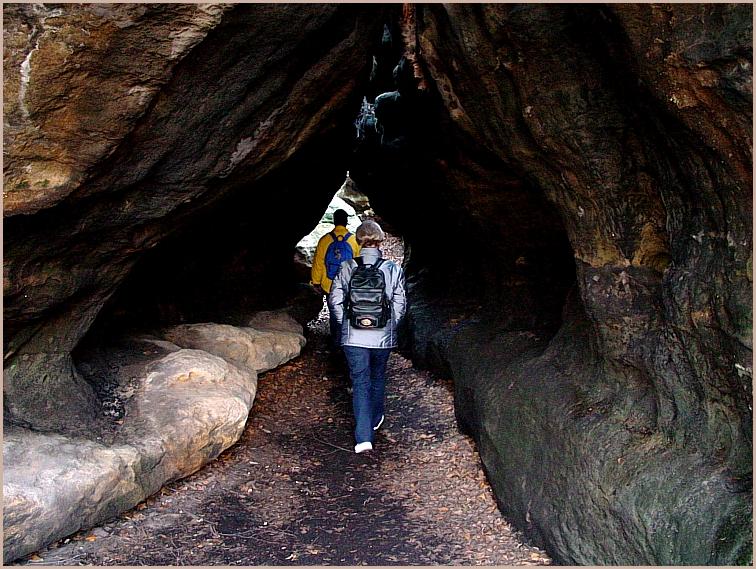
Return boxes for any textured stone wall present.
[3,3,752,565]
[3,3,388,431]
[352,4,752,564]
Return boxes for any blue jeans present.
[343,346,392,444]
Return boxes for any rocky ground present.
[13,235,550,566]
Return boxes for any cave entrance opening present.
[294,173,373,270]
[294,172,406,337]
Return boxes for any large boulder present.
[3,315,305,563]
[163,322,305,374]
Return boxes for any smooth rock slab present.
[3,319,305,563]
[3,430,143,563]
[163,321,305,374]
[245,310,306,336]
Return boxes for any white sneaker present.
[373,415,384,431]
[354,441,373,454]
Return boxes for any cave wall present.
[3,3,752,566]
[350,4,752,564]
[3,3,391,430]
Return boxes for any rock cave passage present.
[12,232,551,567]
[3,4,752,567]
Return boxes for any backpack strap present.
[373,258,384,269]
[355,257,364,266]
[332,231,351,242]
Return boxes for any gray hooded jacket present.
[328,247,406,349]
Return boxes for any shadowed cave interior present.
[3,3,752,565]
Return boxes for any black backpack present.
[347,258,391,329]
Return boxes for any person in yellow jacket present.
[311,209,360,350]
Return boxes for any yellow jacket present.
[311,225,360,294]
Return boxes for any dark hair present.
[333,209,348,226]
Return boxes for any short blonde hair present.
[355,220,385,247]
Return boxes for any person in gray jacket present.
[328,220,406,453]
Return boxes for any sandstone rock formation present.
[4,3,388,431]
[3,3,751,565]
[4,314,306,563]
[351,4,752,565]
[163,322,306,375]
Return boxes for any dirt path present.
[16,307,551,566]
